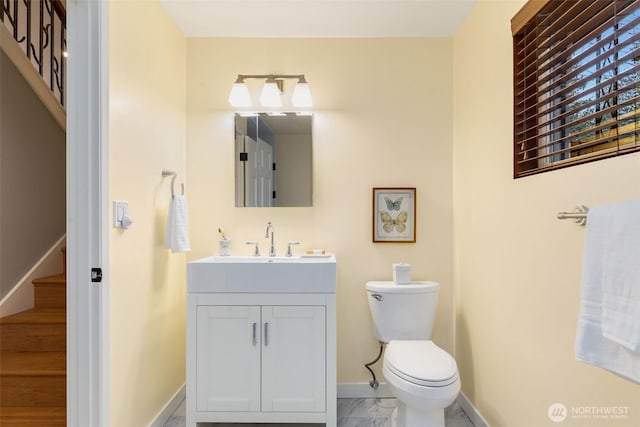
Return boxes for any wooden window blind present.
[512,0,640,178]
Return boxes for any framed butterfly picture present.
[372,187,416,243]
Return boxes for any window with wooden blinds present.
[512,0,640,178]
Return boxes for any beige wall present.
[453,1,640,426]
[109,1,187,426]
[186,38,454,384]
[0,49,65,300]
[107,3,640,423]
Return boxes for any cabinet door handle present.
[252,322,257,346]
[264,322,269,346]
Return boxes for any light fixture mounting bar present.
[236,74,306,81]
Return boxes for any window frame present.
[512,0,640,178]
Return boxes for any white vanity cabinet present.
[261,305,326,413]
[186,256,336,427]
[195,305,261,413]
[196,304,326,413]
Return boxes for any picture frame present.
[372,187,416,243]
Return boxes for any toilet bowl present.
[383,340,460,427]
[365,281,461,427]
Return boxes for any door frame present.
[66,1,110,425]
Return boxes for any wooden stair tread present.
[0,352,65,376]
[0,406,66,425]
[0,308,65,325]
[0,249,67,421]
[0,406,66,416]
[32,274,66,285]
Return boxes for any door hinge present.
[91,268,103,283]
[272,162,276,171]
[239,152,248,161]
[272,191,276,199]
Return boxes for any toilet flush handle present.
[371,294,383,302]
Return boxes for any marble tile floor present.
[164,397,475,427]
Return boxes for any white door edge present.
[66,1,110,426]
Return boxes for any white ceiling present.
[160,0,478,38]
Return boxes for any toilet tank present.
[366,281,439,343]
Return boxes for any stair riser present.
[34,285,66,309]
[0,376,66,407]
[0,324,65,352]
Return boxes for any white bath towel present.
[575,200,640,383]
[165,195,191,253]
[601,199,640,351]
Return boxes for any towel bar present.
[557,205,589,226]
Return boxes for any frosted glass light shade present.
[292,82,312,108]
[259,81,282,107]
[228,82,252,107]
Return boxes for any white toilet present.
[366,281,460,427]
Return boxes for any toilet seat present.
[384,341,458,387]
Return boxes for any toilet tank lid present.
[365,281,439,293]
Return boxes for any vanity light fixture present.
[259,76,283,107]
[228,76,252,107]
[291,75,312,108]
[228,74,313,109]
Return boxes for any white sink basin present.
[188,255,337,293]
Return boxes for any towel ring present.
[161,169,184,199]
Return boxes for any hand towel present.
[164,195,191,253]
[575,200,640,383]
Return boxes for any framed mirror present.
[234,113,312,207]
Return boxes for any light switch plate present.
[113,200,129,228]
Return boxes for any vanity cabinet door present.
[261,305,326,413]
[196,306,261,412]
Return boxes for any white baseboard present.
[457,391,490,427]
[337,382,393,399]
[148,384,185,427]
[0,235,66,317]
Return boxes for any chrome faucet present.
[265,222,276,256]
